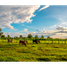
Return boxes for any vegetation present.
[28,34,33,39]
[1,35,5,38]
[19,35,23,39]
[35,35,39,39]
[7,35,11,38]
[0,39,67,61]
[0,28,3,38]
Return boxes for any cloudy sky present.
[1,5,67,38]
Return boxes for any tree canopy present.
[41,35,44,39]
[0,28,3,38]
[35,35,39,39]
[19,35,23,38]
[28,34,32,38]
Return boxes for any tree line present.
[0,28,46,39]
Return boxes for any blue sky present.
[1,5,67,38]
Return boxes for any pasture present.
[0,39,67,62]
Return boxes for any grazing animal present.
[8,39,14,44]
[19,40,28,46]
[33,40,40,44]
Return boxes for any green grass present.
[0,39,67,62]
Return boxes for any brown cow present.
[33,40,40,44]
[19,40,28,46]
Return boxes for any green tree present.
[0,28,3,38]
[28,34,32,39]
[0,28,2,31]
[35,35,39,39]
[41,35,44,39]
[19,35,23,38]
[1,35,5,38]
[7,35,10,38]
[47,36,50,39]
[16,37,18,39]
[14,36,18,39]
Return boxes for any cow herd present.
[7,39,40,46]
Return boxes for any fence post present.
[6,38,7,43]
[55,40,56,44]
[44,40,46,44]
[48,39,49,44]
[58,39,59,44]
[2,38,4,42]
[16,39,17,43]
[52,40,53,44]
[27,39,28,41]
[13,38,14,43]
[62,39,63,44]
[65,39,66,44]
[41,39,42,44]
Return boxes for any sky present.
[0,5,67,38]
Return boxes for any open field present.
[0,39,67,62]
[0,39,67,44]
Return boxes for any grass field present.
[0,39,67,62]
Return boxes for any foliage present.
[35,35,39,39]
[0,28,3,38]
[47,36,50,39]
[28,34,32,39]
[14,36,18,39]
[1,35,5,38]
[41,35,44,39]
[19,35,23,38]
[7,35,11,38]
[0,40,67,61]
[0,28,2,31]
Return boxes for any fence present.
[0,38,67,44]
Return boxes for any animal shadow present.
[37,58,50,62]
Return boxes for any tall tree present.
[0,28,2,31]
[14,36,18,39]
[35,35,39,39]
[19,35,23,38]
[7,35,10,38]
[0,28,3,38]
[1,35,5,38]
[41,35,44,39]
[47,36,50,39]
[28,34,32,38]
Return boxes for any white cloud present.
[61,22,67,25]
[4,32,28,37]
[59,18,64,21]
[50,33,67,39]
[50,25,57,28]
[0,5,40,29]
[21,24,35,29]
[14,29,18,31]
[39,5,49,11]
[21,28,28,32]
[24,28,28,32]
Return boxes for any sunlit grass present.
[0,39,67,61]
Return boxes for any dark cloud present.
[36,29,39,32]
[56,26,67,30]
